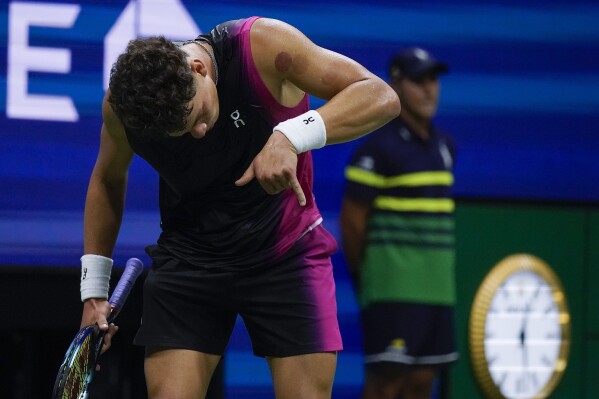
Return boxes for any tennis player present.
[79,17,400,398]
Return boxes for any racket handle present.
[107,258,144,321]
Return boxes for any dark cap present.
[389,47,448,81]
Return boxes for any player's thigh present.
[145,347,221,399]
[267,352,337,399]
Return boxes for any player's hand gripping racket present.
[52,257,144,399]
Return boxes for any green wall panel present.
[583,340,599,399]
[586,212,599,334]
[450,202,586,398]
[584,212,599,398]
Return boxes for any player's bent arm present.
[251,18,401,145]
[84,93,134,258]
[339,197,371,290]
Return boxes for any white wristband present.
[273,110,327,154]
[80,254,113,302]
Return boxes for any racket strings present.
[54,327,97,399]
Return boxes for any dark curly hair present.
[108,36,196,140]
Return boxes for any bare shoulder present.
[249,17,377,103]
[99,90,135,165]
[250,18,304,44]
[249,17,316,71]
[101,91,127,140]
[102,91,120,128]
[250,17,337,87]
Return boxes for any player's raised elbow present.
[377,82,401,121]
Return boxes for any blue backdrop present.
[1,0,598,395]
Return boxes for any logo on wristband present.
[303,116,315,125]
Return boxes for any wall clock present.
[469,254,571,399]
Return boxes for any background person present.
[340,47,458,399]
[79,16,400,399]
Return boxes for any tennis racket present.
[52,257,144,399]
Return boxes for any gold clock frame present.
[469,254,571,399]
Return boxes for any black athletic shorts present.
[361,302,458,366]
[133,225,343,357]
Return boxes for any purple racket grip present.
[107,258,144,322]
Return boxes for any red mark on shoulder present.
[275,52,292,72]
[275,52,310,74]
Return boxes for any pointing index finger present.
[289,177,306,206]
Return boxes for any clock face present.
[484,270,562,398]
[469,254,571,399]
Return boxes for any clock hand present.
[520,327,528,368]
[519,312,528,369]
[520,282,541,370]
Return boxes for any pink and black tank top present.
[125,17,328,269]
